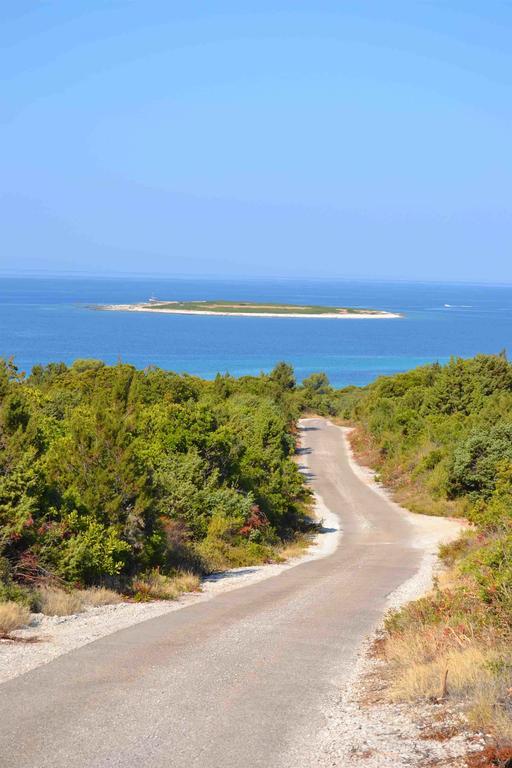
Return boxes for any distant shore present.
[94,301,402,319]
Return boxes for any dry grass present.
[469,679,512,741]
[348,426,382,470]
[132,570,201,601]
[389,643,489,700]
[171,572,201,593]
[132,572,180,601]
[36,587,84,616]
[78,587,123,607]
[384,627,512,740]
[394,485,461,518]
[0,601,30,635]
[435,566,462,592]
[277,535,311,561]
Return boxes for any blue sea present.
[1,276,512,388]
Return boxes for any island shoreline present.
[94,304,402,319]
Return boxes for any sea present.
[2,276,512,388]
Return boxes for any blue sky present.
[1,2,511,282]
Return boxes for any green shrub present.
[131,569,201,601]
[461,534,512,622]
[449,424,512,498]
[0,580,35,608]
[56,513,131,584]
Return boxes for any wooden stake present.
[439,668,449,699]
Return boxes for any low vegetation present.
[131,570,201,602]
[139,300,381,315]
[0,601,30,636]
[326,353,512,746]
[0,357,310,619]
[274,532,312,561]
[78,587,123,607]
[6,350,509,750]
[35,587,84,617]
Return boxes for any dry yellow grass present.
[78,587,123,607]
[277,536,310,561]
[0,602,30,635]
[435,566,460,592]
[468,679,511,736]
[132,570,201,601]
[171,572,201,593]
[37,587,84,616]
[384,624,447,668]
[384,627,512,739]
[132,572,179,601]
[389,644,489,700]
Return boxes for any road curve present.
[1,418,425,768]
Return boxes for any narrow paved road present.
[0,419,422,768]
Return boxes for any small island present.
[96,300,401,319]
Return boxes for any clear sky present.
[1,2,511,282]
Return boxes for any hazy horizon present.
[3,269,512,290]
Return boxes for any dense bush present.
[340,354,512,739]
[338,353,512,628]
[0,357,309,589]
[346,355,512,503]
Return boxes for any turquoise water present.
[1,276,512,387]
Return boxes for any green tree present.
[269,362,296,391]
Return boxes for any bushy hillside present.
[0,358,309,601]
[338,354,512,741]
[348,354,511,504]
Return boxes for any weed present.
[132,570,201,602]
[196,538,273,572]
[78,587,123,607]
[384,605,512,741]
[0,601,30,635]
[36,587,84,616]
[277,536,311,561]
[171,572,201,594]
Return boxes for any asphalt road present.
[0,418,423,768]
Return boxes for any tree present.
[302,372,330,395]
[0,356,308,586]
[269,362,296,391]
